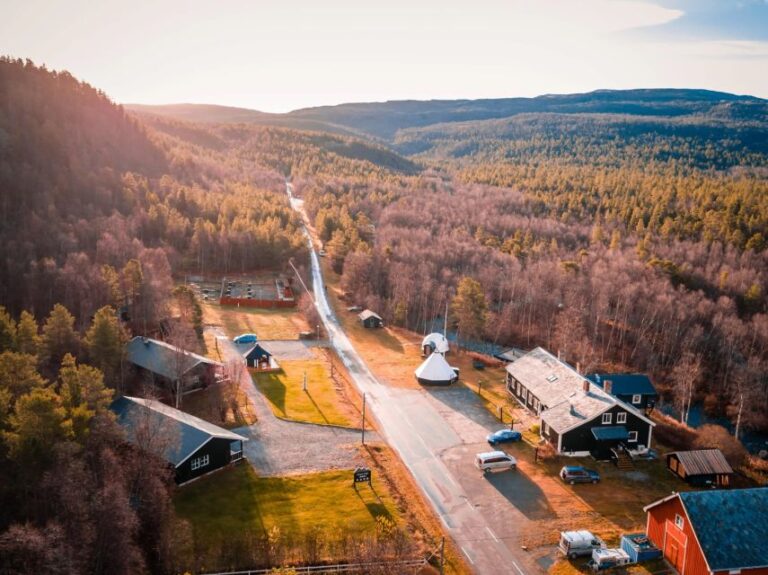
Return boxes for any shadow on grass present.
[354,483,394,523]
[305,390,330,424]
[254,371,287,416]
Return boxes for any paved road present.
[287,183,543,575]
[211,327,374,476]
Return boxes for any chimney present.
[604,379,613,395]
[557,349,562,361]
[582,379,590,393]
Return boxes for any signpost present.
[353,467,372,489]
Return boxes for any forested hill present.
[126,88,768,141]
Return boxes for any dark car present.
[559,466,600,484]
[486,429,523,445]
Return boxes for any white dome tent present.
[414,351,458,386]
[421,332,450,356]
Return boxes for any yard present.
[203,302,310,340]
[181,384,257,428]
[252,352,354,427]
[174,463,404,566]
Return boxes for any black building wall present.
[175,437,235,484]
[615,393,657,411]
[560,404,652,455]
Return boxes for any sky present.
[1,0,767,112]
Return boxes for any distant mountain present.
[127,89,768,141]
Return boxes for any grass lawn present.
[203,303,309,340]
[175,464,400,548]
[252,356,352,427]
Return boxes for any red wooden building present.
[644,488,768,575]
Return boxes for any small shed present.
[358,310,383,328]
[239,342,279,371]
[666,449,733,487]
[493,347,527,363]
[415,352,458,386]
[620,533,661,563]
[422,332,450,356]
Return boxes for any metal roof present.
[126,336,220,381]
[586,373,657,396]
[679,488,768,571]
[238,342,272,360]
[670,449,734,476]
[493,347,527,363]
[110,396,247,467]
[591,426,629,441]
[508,347,654,434]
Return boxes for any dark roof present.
[586,373,657,396]
[110,396,246,467]
[591,426,629,441]
[670,449,734,476]
[126,336,220,381]
[237,342,271,360]
[493,347,527,362]
[679,488,768,570]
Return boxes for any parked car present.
[233,333,258,344]
[475,451,517,473]
[486,429,522,445]
[560,466,600,484]
[559,530,605,559]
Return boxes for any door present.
[664,525,686,574]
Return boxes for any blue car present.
[233,333,258,344]
[486,429,522,445]
[559,466,600,484]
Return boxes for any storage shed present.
[358,310,383,328]
[238,342,279,371]
[667,449,733,488]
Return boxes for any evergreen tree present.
[85,306,125,389]
[451,277,488,344]
[41,304,80,369]
[16,311,40,356]
[0,306,17,352]
[0,351,47,405]
[58,354,113,442]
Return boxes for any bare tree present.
[671,351,702,425]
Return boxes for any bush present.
[692,424,747,468]
[529,424,540,435]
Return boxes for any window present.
[616,412,627,424]
[628,431,638,442]
[191,454,210,471]
[674,514,684,529]
[542,421,548,436]
[602,413,612,424]
[533,398,540,412]
[632,394,642,405]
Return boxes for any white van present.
[475,451,517,473]
[559,530,605,559]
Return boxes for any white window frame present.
[616,412,627,424]
[632,394,642,405]
[542,421,548,436]
[628,431,638,442]
[602,412,612,424]
[191,454,210,471]
[674,514,684,530]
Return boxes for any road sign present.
[353,467,371,486]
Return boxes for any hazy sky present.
[2,0,767,112]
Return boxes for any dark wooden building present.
[237,342,279,371]
[126,336,221,395]
[644,489,768,575]
[586,373,658,411]
[666,449,734,488]
[358,309,383,328]
[111,396,248,484]
[506,348,654,458]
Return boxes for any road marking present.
[461,547,475,565]
[486,526,499,543]
[512,560,525,575]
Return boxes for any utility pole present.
[303,371,307,392]
[361,392,366,445]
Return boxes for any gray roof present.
[493,347,527,363]
[679,489,768,570]
[508,347,653,433]
[358,309,382,321]
[110,396,246,467]
[670,449,734,476]
[126,336,220,381]
[586,373,657,396]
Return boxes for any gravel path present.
[208,326,376,476]
[261,339,329,360]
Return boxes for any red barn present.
[644,488,768,575]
